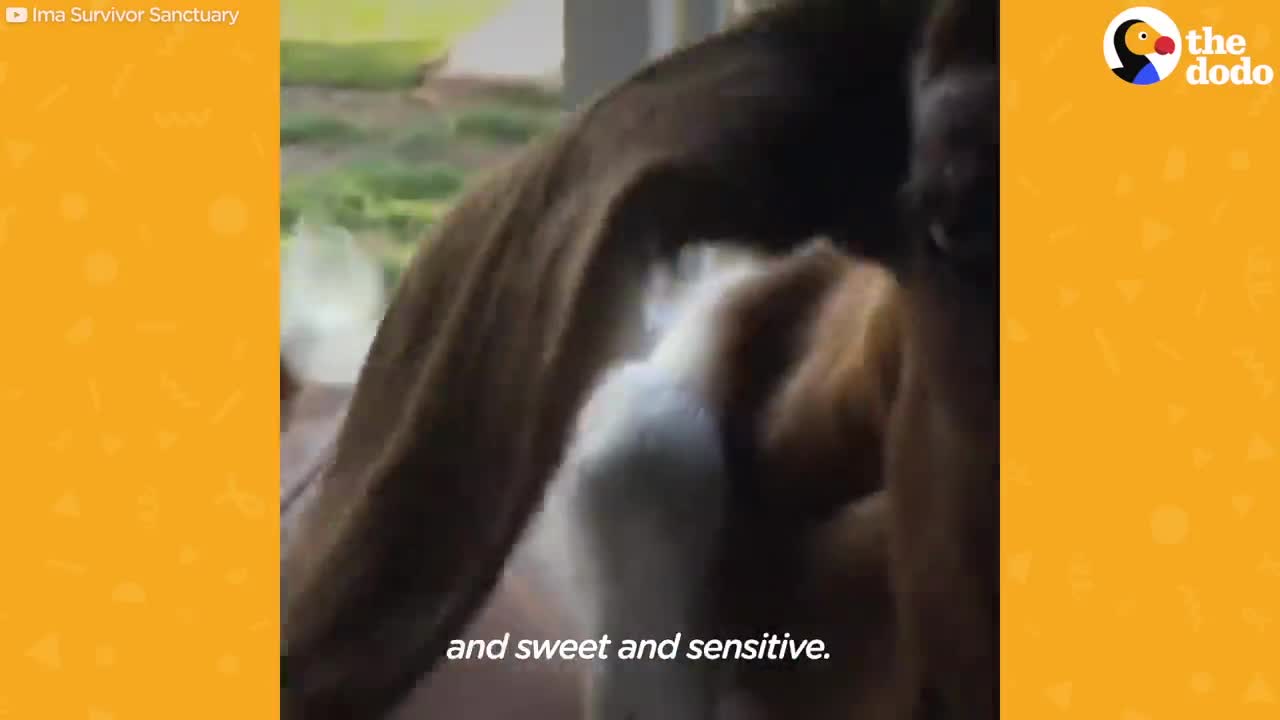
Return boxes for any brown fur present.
[280,248,902,720]
[281,0,998,718]
[886,2,999,717]
[696,247,901,718]
[281,377,586,720]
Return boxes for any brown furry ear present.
[280,2,931,718]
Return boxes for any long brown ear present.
[280,2,928,717]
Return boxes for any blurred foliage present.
[281,0,566,285]
[282,113,371,145]
[282,102,560,235]
[282,40,444,89]
[281,0,510,88]
[281,0,509,44]
[390,125,455,163]
[282,161,460,237]
[453,106,560,144]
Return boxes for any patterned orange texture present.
[1004,1,1278,716]
[0,2,278,718]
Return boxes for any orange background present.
[1004,1,1279,716]
[0,0,1276,718]
[0,2,278,718]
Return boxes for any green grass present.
[355,162,464,200]
[279,99,561,236]
[282,40,446,89]
[282,113,370,145]
[391,125,455,162]
[280,104,563,281]
[282,160,462,239]
[281,0,511,88]
[453,105,560,144]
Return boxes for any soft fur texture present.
[558,361,730,720]
[281,0,998,718]
[280,233,588,720]
[282,246,900,720]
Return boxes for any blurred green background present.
[281,0,565,286]
[282,0,510,87]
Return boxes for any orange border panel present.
[1004,2,1279,716]
[0,3,278,718]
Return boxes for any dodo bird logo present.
[1104,7,1182,85]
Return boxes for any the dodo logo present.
[1105,7,1275,86]
[1104,7,1181,85]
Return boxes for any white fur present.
[525,258,764,720]
[553,361,726,720]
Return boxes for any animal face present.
[1124,20,1176,56]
